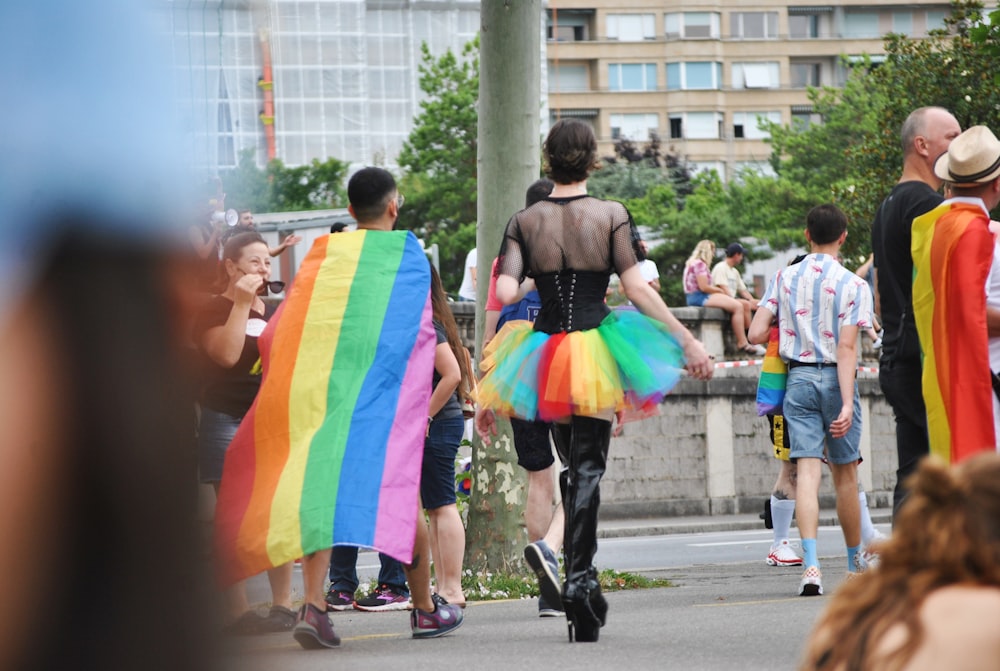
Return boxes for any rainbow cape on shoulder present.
[214,230,434,585]
[911,199,996,462]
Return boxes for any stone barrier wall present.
[451,302,894,518]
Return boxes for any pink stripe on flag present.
[372,294,436,560]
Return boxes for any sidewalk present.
[597,507,893,539]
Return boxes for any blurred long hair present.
[801,454,1000,671]
[429,264,473,405]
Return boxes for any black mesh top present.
[495,194,644,334]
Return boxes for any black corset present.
[533,270,610,334]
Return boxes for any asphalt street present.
[226,522,891,670]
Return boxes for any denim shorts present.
[782,364,862,464]
[421,414,465,510]
[511,417,555,472]
[686,290,709,307]
[198,407,243,483]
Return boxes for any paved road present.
[231,525,890,670]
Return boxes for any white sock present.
[858,490,876,545]
[771,496,796,545]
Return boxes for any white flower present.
[966,94,972,102]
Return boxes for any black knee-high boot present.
[561,415,611,642]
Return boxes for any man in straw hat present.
[911,125,1000,463]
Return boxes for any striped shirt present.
[759,253,872,364]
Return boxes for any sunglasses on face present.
[258,280,286,295]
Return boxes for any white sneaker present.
[766,539,804,567]
[798,566,823,596]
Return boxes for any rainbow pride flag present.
[214,230,434,585]
[756,326,787,416]
[911,198,996,462]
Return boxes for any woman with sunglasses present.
[194,230,294,635]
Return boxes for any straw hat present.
[934,125,1000,187]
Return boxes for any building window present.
[925,10,947,32]
[666,61,722,90]
[731,12,778,39]
[610,113,659,140]
[892,11,913,35]
[668,111,723,140]
[791,109,822,130]
[665,12,720,39]
[790,62,821,88]
[731,62,780,89]
[788,14,818,38]
[732,111,781,140]
[607,14,655,41]
[843,11,880,38]
[547,12,589,42]
[608,63,657,91]
[550,64,589,92]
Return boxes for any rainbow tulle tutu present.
[478,308,686,422]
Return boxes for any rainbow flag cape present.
[214,230,434,586]
[911,198,996,462]
[756,326,787,416]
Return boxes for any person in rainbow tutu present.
[476,119,714,642]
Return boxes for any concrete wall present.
[451,301,895,518]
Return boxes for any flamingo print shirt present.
[759,253,872,364]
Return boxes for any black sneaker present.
[354,584,410,612]
[325,588,356,612]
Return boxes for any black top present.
[431,320,463,421]
[496,194,644,334]
[871,181,943,362]
[194,295,276,417]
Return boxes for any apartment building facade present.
[545,1,951,180]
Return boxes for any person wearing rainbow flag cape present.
[912,125,1000,461]
[214,167,463,649]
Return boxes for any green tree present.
[397,38,480,292]
[765,0,1000,259]
[221,148,348,213]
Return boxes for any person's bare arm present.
[201,276,262,368]
[830,325,859,439]
[748,306,774,345]
[428,342,461,419]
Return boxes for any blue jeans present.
[197,407,243,483]
[686,290,709,307]
[328,546,408,596]
[783,364,861,464]
[421,414,465,509]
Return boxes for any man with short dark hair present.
[214,166,463,651]
[871,106,961,518]
[749,204,873,597]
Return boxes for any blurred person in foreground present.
[0,1,211,669]
[800,453,1000,670]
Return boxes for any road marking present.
[688,539,778,547]
[693,597,804,607]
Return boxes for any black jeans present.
[878,357,929,520]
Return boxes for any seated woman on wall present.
[800,453,1000,671]
[682,239,765,356]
